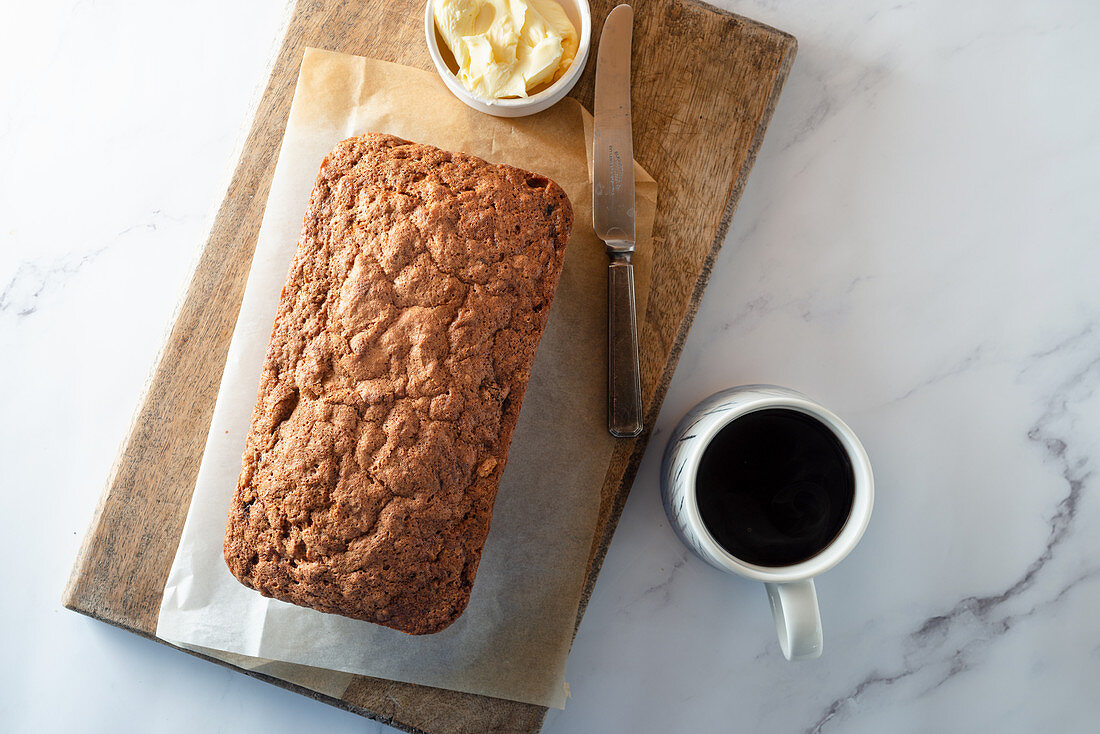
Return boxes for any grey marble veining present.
[1,248,106,317]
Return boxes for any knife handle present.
[608,255,643,438]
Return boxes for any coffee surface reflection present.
[695,408,855,567]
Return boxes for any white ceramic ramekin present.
[424,0,592,117]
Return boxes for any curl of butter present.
[434,0,579,99]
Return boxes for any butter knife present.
[593,4,642,438]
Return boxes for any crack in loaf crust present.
[223,133,573,635]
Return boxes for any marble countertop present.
[4,1,1098,731]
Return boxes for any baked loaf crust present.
[224,133,572,634]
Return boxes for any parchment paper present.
[156,48,655,709]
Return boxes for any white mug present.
[660,385,873,661]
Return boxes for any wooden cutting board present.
[64,1,795,731]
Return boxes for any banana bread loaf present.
[223,133,572,634]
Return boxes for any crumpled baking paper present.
[156,48,655,709]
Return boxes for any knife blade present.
[593,4,642,438]
[593,4,636,250]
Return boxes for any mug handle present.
[765,580,823,661]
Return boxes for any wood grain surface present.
[64,1,795,732]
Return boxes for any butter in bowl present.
[424,0,592,116]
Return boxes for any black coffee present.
[695,408,854,567]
